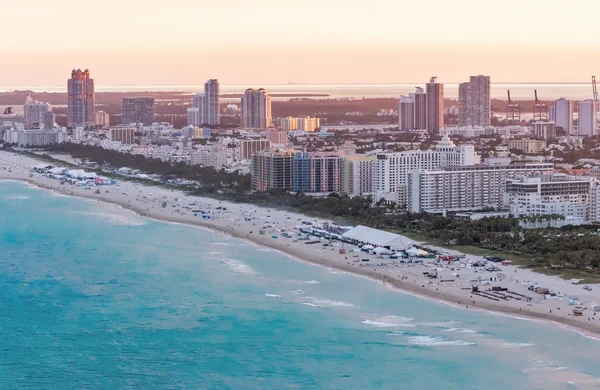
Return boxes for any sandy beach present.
[2,150,600,337]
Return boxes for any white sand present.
[2,150,600,336]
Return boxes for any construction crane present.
[593,76,599,112]
[506,90,520,124]
[533,90,547,121]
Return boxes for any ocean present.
[0,83,595,100]
[1,180,599,389]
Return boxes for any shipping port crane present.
[533,90,547,121]
[506,90,520,124]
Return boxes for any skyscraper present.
[23,94,51,129]
[241,88,272,129]
[398,96,414,131]
[67,69,95,128]
[578,100,598,137]
[204,79,220,126]
[458,75,491,127]
[426,77,444,133]
[122,97,155,125]
[191,93,206,126]
[412,87,427,130]
[555,98,573,135]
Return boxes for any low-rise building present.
[507,139,547,154]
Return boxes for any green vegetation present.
[29,144,600,280]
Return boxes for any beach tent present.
[373,247,392,255]
[361,244,375,251]
[341,225,414,250]
[406,247,428,257]
[49,167,66,174]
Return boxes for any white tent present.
[342,225,414,249]
[48,167,66,174]
[373,247,392,255]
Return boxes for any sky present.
[2,0,600,88]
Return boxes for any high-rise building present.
[398,96,414,131]
[241,88,272,129]
[371,133,479,204]
[555,98,573,135]
[341,154,376,197]
[458,75,491,127]
[426,77,444,132]
[293,152,343,193]
[578,100,598,137]
[533,121,556,140]
[250,149,294,191]
[95,110,110,129]
[187,108,200,127]
[412,87,427,130]
[67,69,95,128]
[23,94,51,129]
[43,112,55,130]
[122,97,154,125]
[191,93,206,126]
[407,163,555,213]
[280,116,320,132]
[204,79,220,126]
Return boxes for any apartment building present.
[505,174,592,225]
[250,149,294,191]
[239,139,271,161]
[507,139,547,154]
[340,154,376,197]
[292,152,343,193]
[371,133,479,204]
[407,163,554,213]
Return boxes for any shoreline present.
[2,154,600,338]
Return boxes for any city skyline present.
[2,0,599,87]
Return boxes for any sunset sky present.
[2,0,600,87]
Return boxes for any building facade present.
[507,139,547,154]
[122,97,155,125]
[240,139,271,160]
[555,98,573,135]
[266,129,287,145]
[533,121,556,139]
[292,152,343,193]
[109,126,136,145]
[23,94,51,129]
[505,174,592,225]
[67,69,95,128]
[426,77,444,133]
[578,100,597,137]
[14,130,66,147]
[204,79,220,126]
[398,97,414,131]
[95,110,110,128]
[341,154,376,197]
[412,87,427,130]
[241,88,272,129]
[407,163,555,213]
[371,133,479,204]
[458,75,491,127]
[250,149,294,191]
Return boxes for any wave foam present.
[289,289,305,295]
[407,335,476,347]
[220,258,258,276]
[264,294,281,298]
[501,342,535,348]
[301,302,325,308]
[310,298,355,308]
[444,327,478,334]
[362,315,415,328]
[6,195,31,200]
[420,321,460,328]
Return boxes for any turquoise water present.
[1,181,599,390]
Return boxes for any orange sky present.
[2,0,600,87]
